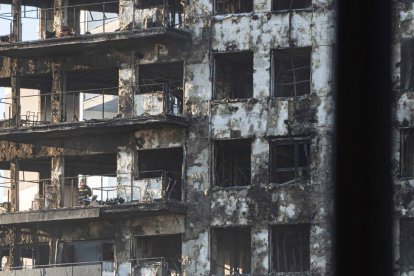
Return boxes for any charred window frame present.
[213,51,254,100]
[269,137,310,184]
[214,0,253,14]
[401,219,414,267]
[272,0,312,11]
[271,224,310,272]
[213,139,252,187]
[401,39,414,91]
[401,129,414,178]
[211,227,251,275]
[272,47,311,98]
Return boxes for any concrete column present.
[251,137,269,186]
[53,0,67,34]
[117,145,135,200]
[114,220,131,275]
[119,52,137,118]
[11,0,21,42]
[10,1,21,127]
[46,156,64,208]
[51,62,64,123]
[10,61,20,127]
[251,225,269,275]
[119,0,134,30]
[10,160,19,212]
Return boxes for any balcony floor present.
[0,27,191,58]
[0,114,188,144]
[0,201,187,225]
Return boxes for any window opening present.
[273,48,311,97]
[214,139,251,187]
[214,52,253,100]
[270,137,310,184]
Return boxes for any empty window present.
[273,48,311,97]
[401,129,414,178]
[135,235,182,273]
[272,0,312,11]
[270,137,310,184]
[214,139,251,187]
[60,240,114,264]
[12,244,49,268]
[272,224,310,272]
[137,148,183,200]
[212,228,251,276]
[401,219,414,266]
[215,0,253,14]
[214,52,253,100]
[402,40,414,91]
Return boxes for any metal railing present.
[0,1,120,42]
[0,84,183,129]
[0,260,115,274]
[135,83,183,116]
[0,0,187,44]
[0,87,120,127]
[135,170,182,201]
[0,171,182,213]
[0,258,181,275]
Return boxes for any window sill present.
[270,7,313,14]
[211,97,257,105]
[271,94,313,101]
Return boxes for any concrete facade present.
[0,0,335,275]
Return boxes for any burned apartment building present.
[0,0,334,275]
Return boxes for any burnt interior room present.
[214,139,251,187]
[401,129,414,178]
[214,0,253,14]
[60,240,114,264]
[270,138,310,184]
[401,39,414,91]
[0,158,51,209]
[138,62,184,114]
[64,153,117,177]
[273,47,311,97]
[138,62,183,92]
[63,67,119,122]
[214,51,253,100]
[137,147,182,200]
[272,0,312,11]
[401,219,414,267]
[272,224,310,272]
[135,234,182,273]
[0,244,50,268]
[212,227,251,276]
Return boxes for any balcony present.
[0,262,115,276]
[0,83,186,143]
[0,0,190,58]
[0,258,181,276]
[0,173,186,225]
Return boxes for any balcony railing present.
[132,257,181,276]
[0,1,120,42]
[0,84,183,129]
[0,261,115,275]
[0,171,182,213]
[0,258,180,276]
[135,84,183,116]
[0,0,186,44]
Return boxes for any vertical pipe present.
[102,89,105,119]
[101,176,103,202]
[70,179,73,207]
[102,2,105,33]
